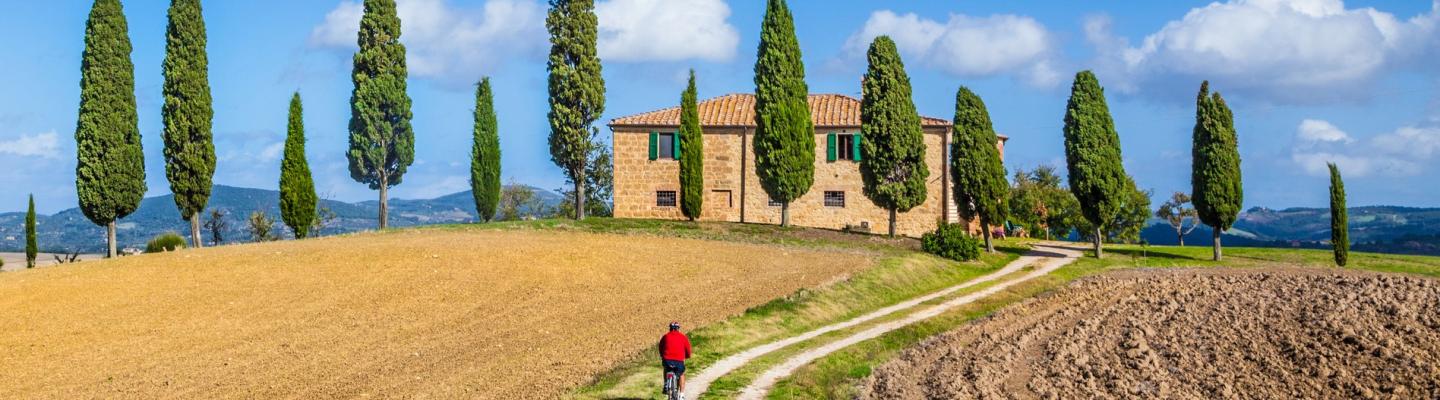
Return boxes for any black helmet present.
[669,321,681,331]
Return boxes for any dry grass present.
[0,227,875,399]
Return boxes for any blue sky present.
[1,0,1438,214]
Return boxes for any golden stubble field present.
[0,228,876,399]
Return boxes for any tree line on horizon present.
[47,0,1346,265]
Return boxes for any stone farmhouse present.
[608,93,1007,237]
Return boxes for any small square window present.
[768,198,783,207]
[824,191,846,208]
[837,134,855,160]
[657,191,677,207]
[658,133,676,159]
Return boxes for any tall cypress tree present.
[753,0,814,227]
[1062,71,1128,258]
[859,36,928,237]
[280,93,317,239]
[471,78,501,223]
[1191,81,1243,262]
[951,86,1008,251]
[1329,163,1348,267]
[76,0,145,258]
[679,70,705,221]
[547,0,606,220]
[162,0,215,249]
[25,195,37,269]
[348,0,414,230]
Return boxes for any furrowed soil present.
[0,228,875,399]
[863,268,1440,399]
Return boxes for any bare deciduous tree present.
[1156,192,1200,246]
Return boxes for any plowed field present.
[863,268,1440,399]
[0,228,875,399]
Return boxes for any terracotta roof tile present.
[609,93,951,128]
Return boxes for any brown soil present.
[863,268,1440,399]
[0,229,873,399]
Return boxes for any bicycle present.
[662,371,681,400]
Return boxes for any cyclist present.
[659,321,692,399]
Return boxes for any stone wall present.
[612,126,980,237]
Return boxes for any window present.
[648,132,679,160]
[657,191,677,207]
[837,134,855,160]
[824,191,846,207]
[826,133,862,162]
[768,198,783,207]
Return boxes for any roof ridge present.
[610,92,951,128]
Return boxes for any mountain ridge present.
[0,185,563,253]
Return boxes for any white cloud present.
[0,131,60,159]
[842,11,1059,86]
[1290,119,1440,177]
[310,0,738,83]
[1372,125,1440,159]
[596,0,739,62]
[310,0,547,83]
[258,142,285,163]
[309,1,364,48]
[1296,119,1353,143]
[403,174,470,199]
[1087,0,1440,102]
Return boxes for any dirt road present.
[678,244,1082,399]
[730,244,1083,400]
[863,268,1440,399]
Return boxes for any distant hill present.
[0,185,563,253]
[1141,206,1440,256]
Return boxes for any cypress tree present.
[951,86,1008,251]
[859,36,928,237]
[1329,163,1348,267]
[471,78,501,223]
[162,0,215,249]
[76,0,146,258]
[679,70,705,221]
[280,93,317,239]
[547,0,606,220]
[26,195,37,269]
[348,0,414,230]
[1191,81,1243,262]
[1062,71,1128,258]
[753,0,814,227]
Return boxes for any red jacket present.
[659,331,692,362]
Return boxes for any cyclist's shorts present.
[663,360,686,375]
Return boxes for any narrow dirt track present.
[681,245,1059,399]
[862,268,1440,399]
[728,244,1083,400]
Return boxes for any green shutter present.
[673,132,681,160]
[852,133,863,161]
[826,132,837,162]
[649,132,658,160]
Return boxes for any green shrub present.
[921,223,981,261]
[145,232,187,253]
